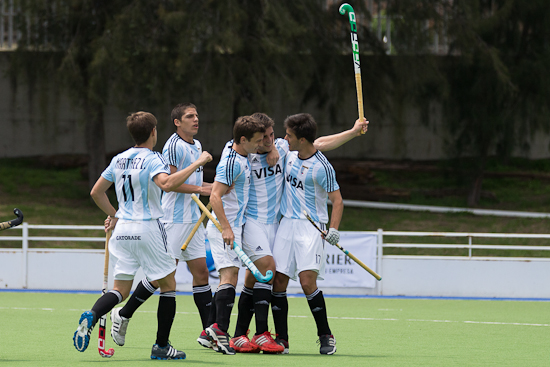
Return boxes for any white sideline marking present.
[2,307,547,327]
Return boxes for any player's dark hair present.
[284,113,317,143]
[126,111,157,145]
[171,103,197,126]
[251,112,274,129]
[233,115,266,144]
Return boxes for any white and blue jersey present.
[280,150,339,224]
[101,147,170,221]
[161,133,204,223]
[212,147,251,227]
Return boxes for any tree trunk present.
[467,172,484,207]
[85,99,106,190]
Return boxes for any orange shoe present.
[250,331,285,353]
[229,330,260,353]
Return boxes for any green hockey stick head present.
[339,3,357,32]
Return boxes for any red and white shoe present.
[229,330,260,353]
[250,331,285,353]
[197,330,215,350]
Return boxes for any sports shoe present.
[197,330,215,350]
[250,331,285,353]
[110,307,130,346]
[230,330,260,353]
[73,310,95,352]
[205,323,236,355]
[274,337,289,354]
[151,343,186,360]
[318,334,337,355]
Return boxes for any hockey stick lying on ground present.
[303,210,381,281]
[0,208,24,231]
[98,230,115,358]
[191,194,273,283]
[181,202,212,251]
[339,3,366,134]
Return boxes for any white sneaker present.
[110,307,130,346]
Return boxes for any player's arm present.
[155,151,212,192]
[313,118,368,152]
[210,181,235,248]
[266,148,279,167]
[90,177,118,232]
[327,189,343,230]
[167,165,212,196]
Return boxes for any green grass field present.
[1,292,548,366]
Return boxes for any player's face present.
[242,132,264,155]
[284,128,300,151]
[175,108,199,137]
[257,126,275,153]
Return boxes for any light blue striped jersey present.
[280,150,340,224]
[161,133,204,223]
[101,147,170,221]
[213,147,251,227]
[246,138,289,224]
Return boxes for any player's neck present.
[176,130,194,144]
[232,143,248,157]
[297,144,316,160]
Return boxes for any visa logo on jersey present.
[253,164,282,179]
[285,173,304,190]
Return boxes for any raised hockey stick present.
[190,194,273,283]
[98,230,115,358]
[0,208,24,231]
[303,210,381,281]
[339,3,366,134]
[181,202,212,251]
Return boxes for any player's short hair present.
[171,103,197,124]
[284,113,317,143]
[251,112,274,129]
[233,115,266,144]
[126,111,157,145]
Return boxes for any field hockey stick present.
[181,202,212,251]
[303,210,381,281]
[190,194,273,283]
[0,208,24,231]
[339,3,366,134]
[98,230,115,358]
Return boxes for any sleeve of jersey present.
[215,155,241,186]
[315,162,340,193]
[163,137,185,167]
[100,157,116,182]
[150,153,171,180]
[276,138,289,155]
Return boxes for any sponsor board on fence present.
[175,231,377,289]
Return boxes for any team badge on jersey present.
[300,165,309,175]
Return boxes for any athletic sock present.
[233,286,254,337]
[271,291,288,341]
[215,284,236,333]
[193,284,212,330]
[206,291,217,328]
[91,290,123,326]
[156,291,176,348]
[253,282,272,335]
[306,288,331,336]
[120,278,157,319]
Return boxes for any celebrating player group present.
[72,103,368,359]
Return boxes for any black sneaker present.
[205,323,236,355]
[318,334,336,355]
[150,343,186,360]
[274,337,289,354]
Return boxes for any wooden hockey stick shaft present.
[98,230,115,357]
[181,202,212,251]
[0,208,24,231]
[303,210,381,281]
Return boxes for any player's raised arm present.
[313,118,368,152]
[155,151,212,192]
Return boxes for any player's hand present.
[200,182,212,196]
[222,227,235,249]
[266,149,280,167]
[105,215,118,232]
[352,118,369,136]
[323,228,340,246]
[198,151,213,165]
